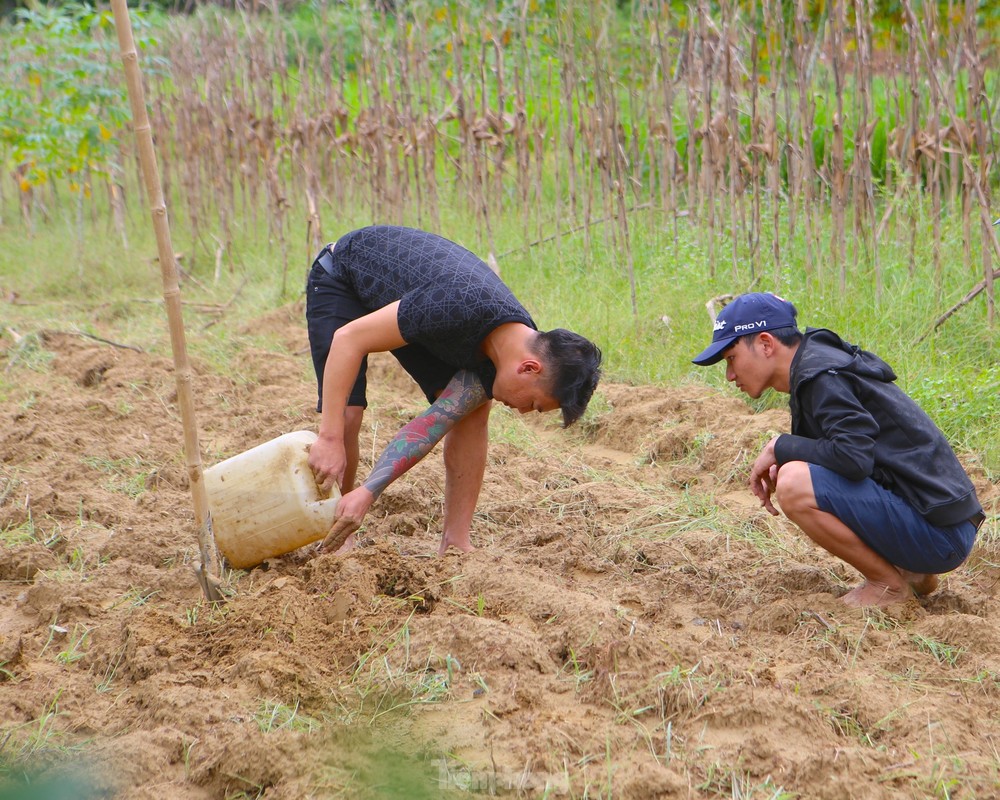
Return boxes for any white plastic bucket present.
[205,430,340,568]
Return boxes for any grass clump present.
[253,700,319,734]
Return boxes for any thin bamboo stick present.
[110,0,222,603]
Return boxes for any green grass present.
[0,693,83,779]
[331,604,461,725]
[911,634,965,668]
[80,455,158,500]
[0,520,38,548]
[253,699,319,734]
[4,191,995,475]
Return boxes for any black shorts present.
[305,245,458,411]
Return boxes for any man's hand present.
[308,436,347,495]
[317,486,374,554]
[749,436,781,516]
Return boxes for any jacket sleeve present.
[773,371,879,481]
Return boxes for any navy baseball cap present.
[692,293,798,366]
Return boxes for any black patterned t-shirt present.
[331,225,536,391]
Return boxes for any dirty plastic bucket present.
[205,430,340,568]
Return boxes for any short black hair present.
[730,325,803,353]
[532,329,602,427]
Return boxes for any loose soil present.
[1,305,997,799]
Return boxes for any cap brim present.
[691,337,733,366]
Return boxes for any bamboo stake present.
[110,0,222,603]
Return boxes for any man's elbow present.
[838,456,874,482]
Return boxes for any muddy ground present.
[1,304,998,799]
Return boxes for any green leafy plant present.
[0,4,151,198]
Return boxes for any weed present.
[911,634,965,667]
[55,625,90,666]
[440,592,487,617]
[4,332,55,373]
[815,702,893,747]
[626,491,786,556]
[96,642,128,694]
[0,469,23,508]
[337,613,464,724]
[470,673,489,695]
[81,454,157,500]
[253,699,319,734]
[559,647,594,692]
[0,518,38,547]
[182,738,198,779]
[0,691,81,774]
[184,604,201,627]
[698,762,797,799]
[110,586,161,610]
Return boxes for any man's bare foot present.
[438,535,475,556]
[841,580,912,608]
[899,569,939,597]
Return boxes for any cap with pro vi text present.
[692,293,798,366]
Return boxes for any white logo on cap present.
[713,319,727,332]
[733,319,769,333]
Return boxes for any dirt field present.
[1,305,998,799]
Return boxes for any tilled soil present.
[1,307,998,799]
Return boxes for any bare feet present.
[899,569,939,597]
[841,580,912,608]
[438,534,475,557]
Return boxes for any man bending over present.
[306,225,602,556]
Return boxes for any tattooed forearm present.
[362,370,488,499]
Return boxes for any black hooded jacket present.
[773,328,982,528]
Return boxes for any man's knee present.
[775,460,813,513]
[344,406,365,438]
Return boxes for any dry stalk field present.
[6,1,999,316]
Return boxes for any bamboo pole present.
[110,0,222,603]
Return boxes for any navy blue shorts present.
[305,246,457,412]
[809,463,977,574]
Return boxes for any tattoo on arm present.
[362,370,488,499]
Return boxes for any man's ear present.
[757,332,778,356]
[517,358,543,375]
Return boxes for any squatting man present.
[305,225,602,556]
[693,292,985,608]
